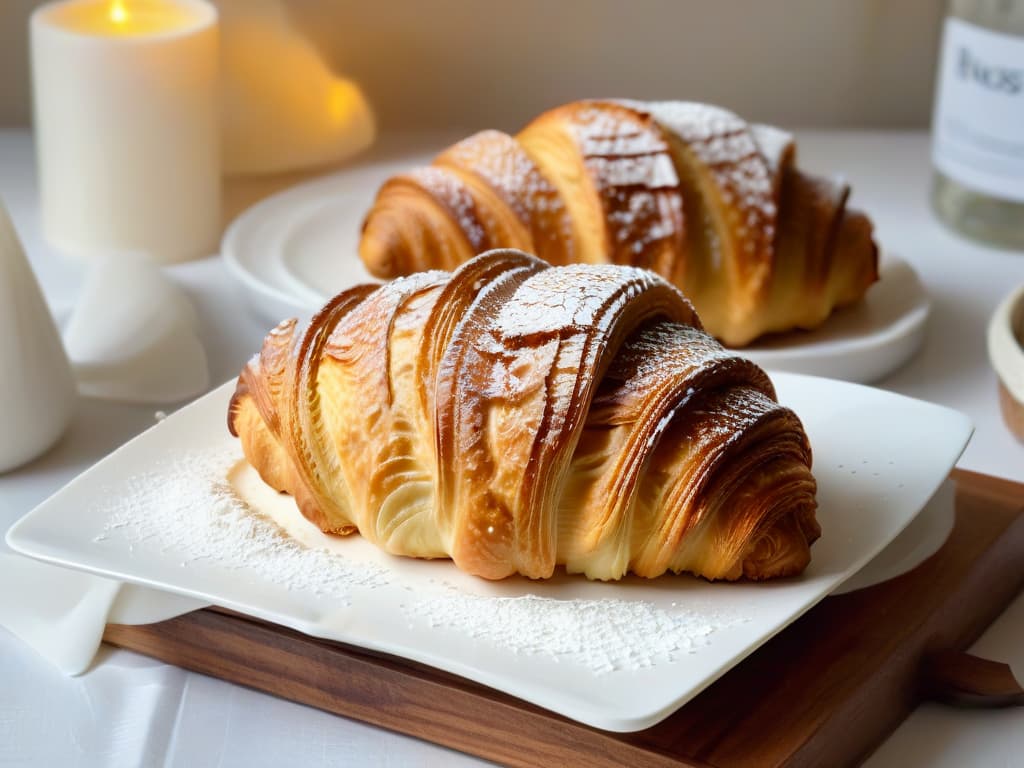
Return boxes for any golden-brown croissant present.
[229,249,819,581]
[360,100,878,347]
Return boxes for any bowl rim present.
[987,283,1024,405]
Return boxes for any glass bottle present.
[931,0,1024,249]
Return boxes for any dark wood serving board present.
[104,470,1024,768]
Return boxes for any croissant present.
[359,100,878,347]
[229,249,820,581]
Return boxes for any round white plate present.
[743,258,930,384]
[223,160,424,323]
[223,167,929,384]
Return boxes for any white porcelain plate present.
[222,158,425,323]
[831,477,955,596]
[6,373,970,732]
[222,164,930,384]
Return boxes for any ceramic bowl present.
[988,284,1024,442]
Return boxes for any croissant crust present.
[360,100,878,347]
[230,249,819,581]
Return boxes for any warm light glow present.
[109,0,128,25]
[45,0,206,37]
[328,80,356,124]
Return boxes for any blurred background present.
[1,0,945,132]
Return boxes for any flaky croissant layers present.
[360,99,878,347]
[229,250,820,581]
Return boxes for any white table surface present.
[1,128,1022,767]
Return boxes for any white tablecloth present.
[1,129,1022,767]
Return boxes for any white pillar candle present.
[31,0,219,264]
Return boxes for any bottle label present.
[932,18,1024,203]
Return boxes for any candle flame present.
[109,0,128,25]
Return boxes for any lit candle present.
[31,0,219,263]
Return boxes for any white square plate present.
[6,372,971,732]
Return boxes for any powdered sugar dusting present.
[571,103,684,264]
[634,100,780,261]
[87,439,750,676]
[410,167,489,250]
[572,103,668,160]
[93,441,389,602]
[751,123,794,174]
[493,263,658,339]
[441,131,565,230]
[438,130,577,264]
[404,591,747,674]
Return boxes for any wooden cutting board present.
[104,470,1024,768]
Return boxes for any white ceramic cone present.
[63,256,210,404]
[0,199,76,472]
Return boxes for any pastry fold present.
[360,100,878,347]
[230,250,819,581]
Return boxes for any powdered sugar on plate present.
[93,439,389,603]
[403,590,748,675]
[88,434,748,676]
